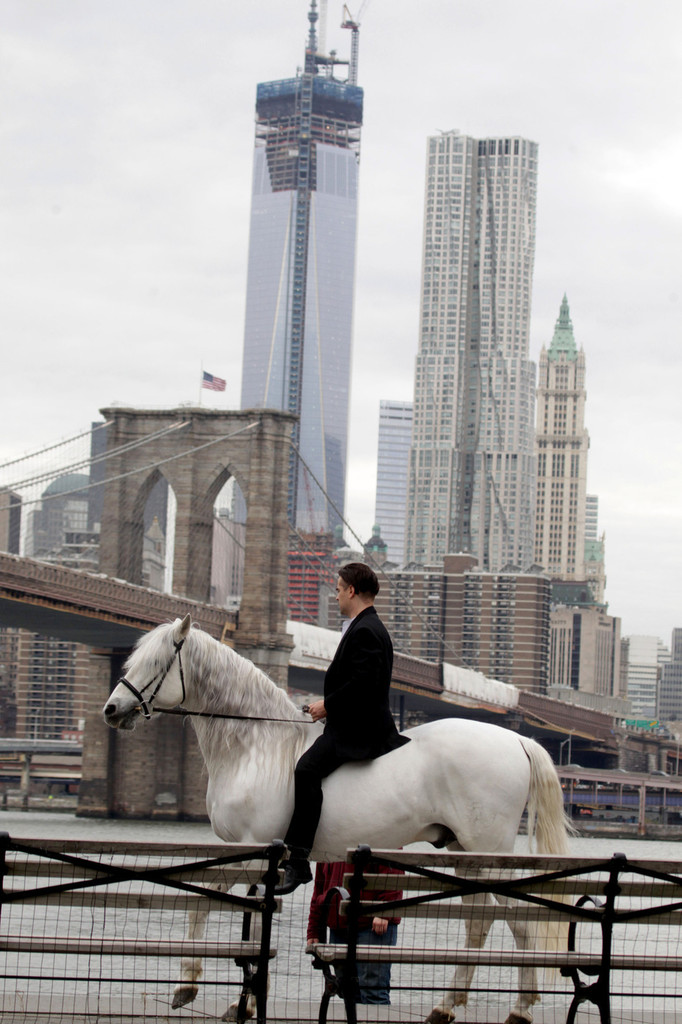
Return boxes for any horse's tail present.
[520,736,575,855]
[519,736,576,960]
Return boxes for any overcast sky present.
[1,0,681,644]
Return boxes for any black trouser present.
[283,732,346,853]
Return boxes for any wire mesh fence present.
[0,836,284,1022]
[3,838,682,1023]
[311,848,682,1024]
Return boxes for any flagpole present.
[199,363,203,406]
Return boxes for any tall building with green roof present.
[538,299,617,701]
[535,296,605,599]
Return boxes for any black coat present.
[323,606,410,760]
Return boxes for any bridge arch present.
[98,406,296,683]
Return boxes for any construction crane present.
[310,0,351,79]
[341,2,370,85]
[317,0,327,58]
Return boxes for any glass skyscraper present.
[240,2,363,533]
[406,131,538,570]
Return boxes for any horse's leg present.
[425,890,496,1024]
[495,892,540,1024]
[222,965,269,1023]
[172,896,211,1008]
[222,894,269,1022]
[172,878,240,1008]
[172,880,265,1020]
[172,882,229,1009]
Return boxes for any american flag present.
[202,371,226,392]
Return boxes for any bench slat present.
[8,838,267,858]
[4,861,272,886]
[337,901,679,925]
[338,901,588,923]
[0,937,276,958]
[353,850,682,876]
[312,943,682,971]
[353,873,682,900]
[1,889,280,913]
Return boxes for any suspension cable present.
[0,421,463,667]
[0,422,259,513]
[0,421,112,471]
[288,441,464,662]
[3,421,190,493]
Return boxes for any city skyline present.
[1,0,680,642]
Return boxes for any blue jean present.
[330,923,398,1005]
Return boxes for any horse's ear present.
[174,614,192,644]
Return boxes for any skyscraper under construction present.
[240,2,363,533]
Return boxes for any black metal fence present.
[2,836,682,1023]
[0,833,284,1023]
[310,848,682,1024]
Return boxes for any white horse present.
[102,615,571,1024]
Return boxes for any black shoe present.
[274,856,312,895]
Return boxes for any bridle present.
[116,636,187,721]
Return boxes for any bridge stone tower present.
[98,407,295,684]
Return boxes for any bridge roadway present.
[0,739,82,793]
[0,550,234,647]
[0,739,81,755]
[0,550,625,763]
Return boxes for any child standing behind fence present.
[307,860,403,1004]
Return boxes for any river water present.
[1,811,681,1022]
[3,806,679,855]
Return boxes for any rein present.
[153,707,314,725]
[118,636,313,725]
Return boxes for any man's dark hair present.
[338,562,380,597]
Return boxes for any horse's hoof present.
[172,984,199,1008]
[222,1002,253,1022]
[504,1015,532,1024]
[425,1011,455,1024]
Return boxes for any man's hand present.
[372,916,389,935]
[305,699,327,722]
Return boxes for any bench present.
[308,847,682,1024]
[0,833,285,1024]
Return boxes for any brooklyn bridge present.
[0,407,670,819]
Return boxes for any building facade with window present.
[534,296,607,602]
[406,132,538,570]
[374,553,550,692]
[549,605,622,701]
[374,400,413,565]
[657,629,682,722]
[622,634,670,718]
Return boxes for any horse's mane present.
[129,621,311,781]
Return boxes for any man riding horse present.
[277,562,410,894]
